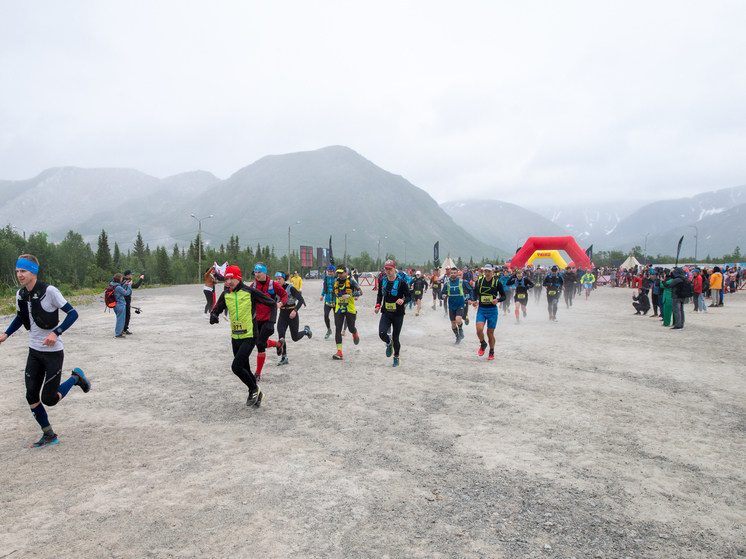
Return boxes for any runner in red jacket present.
[250,263,287,380]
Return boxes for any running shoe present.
[392,356,400,367]
[385,342,393,358]
[553,318,558,322]
[353,333,360,345]
[30,430,58,449]
[247,388,260,407]
[277,357,289,366]
[304,325,312,339]
[71,368,91,393]
[255,372,261,382]
[523,310,527,317]
[324,328,332,339]
[123,330,133,335]
[487,351,495,361]
[254,390,264,407]
[416,311,419,316]
[478,341,487,356]
[432,305,436,310]
[455,337,461,345]
[276,338,285,356]
[333,350,344,360]
[458,329,465,340]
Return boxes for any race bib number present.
[517,293,526,299]
[385,302,397,310]
[480,295,493,303]
[231,319,247,335]
[548,290,557,296]
[415,290,422,295]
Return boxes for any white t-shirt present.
[16,284,68,352]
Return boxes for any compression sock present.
[452,327,459,338]
[256,352,266,377]
[515,308,520,319]
[336,343,343,351]
[265,340,277,348]
[58,376,76,400]
[30,404,51,431]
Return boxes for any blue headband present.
[16,258,39,275]
[254,264,267,274]
[275,271,285,278]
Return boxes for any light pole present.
[377,236,387,270]
[688,225,698,264]
[641,233,649,265]
[344,229,355,270]
[191,214,213,281]
[11,225,26,241]
[288,221,300,272]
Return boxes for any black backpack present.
[676,279,694,299]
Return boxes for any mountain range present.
[1,145,743,264]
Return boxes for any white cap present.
[483,263,494,271]
[416,270,421,275]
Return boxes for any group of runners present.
[2,254,601,448]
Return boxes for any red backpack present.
[104,285,117,308]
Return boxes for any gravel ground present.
[0,281,744,558]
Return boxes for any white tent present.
[437,255,457,276]
[620,255,641,269]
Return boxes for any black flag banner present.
[674,235,684,266]
[329,236,335,267]
[433,241,440,269]
[585,244,593,262]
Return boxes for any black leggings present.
[334,312,357,344]
[25,348,64,406]
[204,289,214,313]
[255,320,275,353]
[547,295,559,317]
[277,309,306,356]
[379,313,404,356]
[564,285,574,305]
[652,293,660,315]
[323,304,334,329]
[231,337,257,391]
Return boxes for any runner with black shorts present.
[275,271,311,365]
[430,273,442,310]
[0,254,91,449]
[543,266,565,322]
[375,260,411,367]
[250,262,287,380]
[507,268,535,324]
[210,265,276,407]
[442,267,473,344]
[410,271,427,316]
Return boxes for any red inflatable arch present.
[510,236,591,269]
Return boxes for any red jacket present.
[692,275,703,293]
[251,279,287,322]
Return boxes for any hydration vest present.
[382,277,401,297]
[447,279,464,297]
[18,282,60,331]
[283,284,298,308]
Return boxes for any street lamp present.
[288,221,300,272]
[191,214,213,282]
[688,225,698,264]
[344,229,355,269]
[641,233,649,265]
[11,225,26,241]
[377,237,387,270]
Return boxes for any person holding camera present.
[110,273,132,338]
[122,270,144,335]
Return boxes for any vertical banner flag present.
[329,236,335,267]
[585,244,593,263]
[674,235,684,266]
[300,246,314,268]
[317,247,328,269]
[433,241,440,269]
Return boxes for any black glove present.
[209,313,219,324]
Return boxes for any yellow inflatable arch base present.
[526,250,567,268]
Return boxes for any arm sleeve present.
[401,281,411,304]
[212,292,227,315]
[4,315,23,337]
[56,302,78,334]
[351,281,362,297]
[292,287,306,308]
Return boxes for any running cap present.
[483,263,494,271]
[551,265,559,272]
[415,270,421,275]
[384,259,396,269]
[224,265,242,280]
[275,271,286,279]
[16,258,39,275]
[124,269,133,276]
[254,264,267,274]
[294,270,298,274]
[336,267,345,274]
[327,265,336,271]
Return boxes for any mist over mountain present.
[0,147,504,264]
[440,200,567,253]
[528,202,643,243]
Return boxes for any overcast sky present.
[2,1,745,206]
